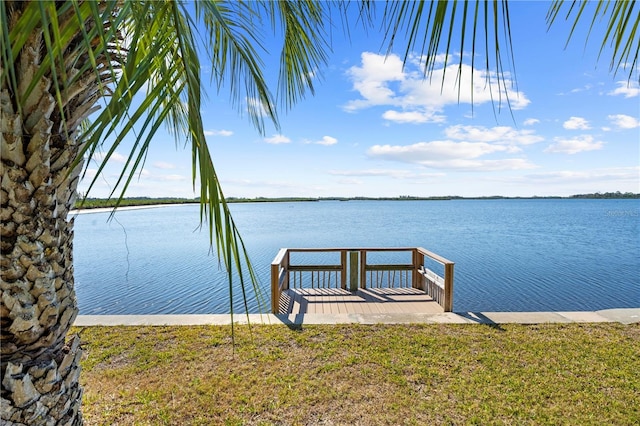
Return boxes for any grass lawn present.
[75,323,639,425]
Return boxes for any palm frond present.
[2,0,286,317]
[2,1,119,124]
[70,0,331,317]
[74,1,262,311]
[195,1,277,134]
[373,0,517,112]
[547,0,639,83]
[267,0,331,109]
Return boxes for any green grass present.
[76,323,639,425]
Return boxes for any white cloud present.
[153,161,176,170]
[401,64,530,109]
[337,178,364,185]
[137,170,187,182]
[91,151,126,164]
[608,114,640,129]
[329,169,444,179]
[570,83,594,93]
[82,168,98,179]
[407,52,453,68]
[204,129,233,137]
[527,170,593,181]
[222,178,302,191]
[159,174,187,182]
[246,97,270,117]
[367,141,535,170]
[369,141,507,161]
[608,81,640,98]
[125,167,185,182]
[314,136,338,146]
[544,135,604,154]
[365,124,543,171]
[444,125,544,146]
[523,118,540,126]
[344,52,405,111]
[330,169,411,178]
[264,134,291,144]
[563,116,591,130]
[525,166,640,184]
[382,110,446,124]
[344,52,530,123]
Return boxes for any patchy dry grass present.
[75,323,640,425]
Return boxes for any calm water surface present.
[73,199,639,314]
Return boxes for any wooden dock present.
[281,287,444,315]
[271,247,454,315]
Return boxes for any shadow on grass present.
[274,314,304,331]
[274,312,508,331]
[456,312,506,331]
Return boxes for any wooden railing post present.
[284,250,290,290]
[271,262,279,314]
[341,250,347,289]
[412,249,425,289]
[271,248,289,314]
[444,262,454,312]
[359,250,367,289]
[349,251,358,291]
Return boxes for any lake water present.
[73,199,639,314]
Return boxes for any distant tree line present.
[74,196,199,209]
[225,197,318,203]
[569,192,639,199]
[74,192,639,209]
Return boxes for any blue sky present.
[80,2,639,199]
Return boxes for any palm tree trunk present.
[1,72,85,426]
[1,3,110,423]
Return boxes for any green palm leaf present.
[547,0,639,83]
[371,0,518,113]
[3,0,637,324]
[1,0,331,320]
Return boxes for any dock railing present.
[271,247,454,314]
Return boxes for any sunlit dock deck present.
[281,287,444,315]
[271,247,455,315]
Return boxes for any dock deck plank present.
[281,287,444,315]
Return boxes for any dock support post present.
[271,262,279,314]
[271,249,289,314]
[360,250,367,289]
[349,251,359,292]
[443,262,454,312]
[341,250,347,289]
[412,249,425,289]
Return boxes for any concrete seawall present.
[74,308,640,326]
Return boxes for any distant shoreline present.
[70,203,190,215]
[72,193,639,211]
